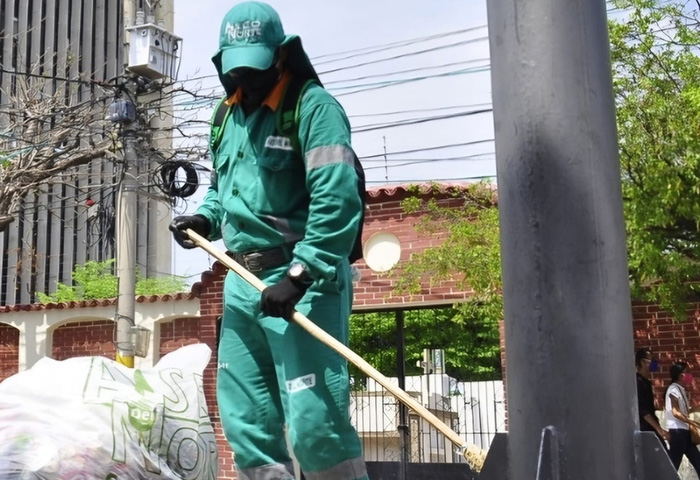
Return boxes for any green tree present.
[36,259,188,303]
[610,0,700,318]
[350,182,503,383]
[349,0,700,381]
[350,307,501,383]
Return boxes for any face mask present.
[649,359,659,373]
[230,62,280,108]
[682,373,694,384]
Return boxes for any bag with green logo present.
[0,344,218,479]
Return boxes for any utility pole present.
[114,0,179,367]
[115,0,138,368]
[480,0,676,479]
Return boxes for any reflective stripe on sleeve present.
[305,145,355,170]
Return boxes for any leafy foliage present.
[350,308,502,383]
[349,2,700,381]
[610,0,700,317]
[36,260,188,303]
[350,182,503,383]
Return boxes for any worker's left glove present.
[260,276,311,320]
[169,214,210,249]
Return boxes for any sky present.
[170,0,494,279]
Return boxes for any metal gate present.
[348,307,505,478]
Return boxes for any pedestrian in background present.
[635,347,669,448]
[665,361,700,474]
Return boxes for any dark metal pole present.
[396,309,409,480]
[484,1,650,478]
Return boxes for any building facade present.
[0,0,173,305]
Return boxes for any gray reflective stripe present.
[305,145,355,170]
[238,461,295,480]
[304,456,368,480]
[262,215,304,244]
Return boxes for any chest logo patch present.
[265,135,294,151]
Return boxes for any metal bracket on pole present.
[479,433,508,480]
[535,427,560,480]
[634,431,678,480]
[480,430,678,480]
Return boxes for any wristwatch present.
[287,262,313,287]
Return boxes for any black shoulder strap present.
[210,96,231,156]
[213,97,229,127]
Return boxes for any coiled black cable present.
[155,160,199,198]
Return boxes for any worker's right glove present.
[169,214,211,249]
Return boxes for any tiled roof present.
[365,181,485,202]
[0,292,197,313]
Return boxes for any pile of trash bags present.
[0,343,218,479]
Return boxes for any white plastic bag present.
[0,343,218,479]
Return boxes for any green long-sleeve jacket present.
[196,74,363,282]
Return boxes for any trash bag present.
[0,343,218,480]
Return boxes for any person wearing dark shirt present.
[636,347,670,447]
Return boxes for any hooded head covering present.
[212,1,322,96]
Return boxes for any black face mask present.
[230,62,280,109]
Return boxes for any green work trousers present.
[217,260,368,480]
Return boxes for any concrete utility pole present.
[115,0,178,367]
[115,0,138,368]
[481,0,676,479]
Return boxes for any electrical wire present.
[318,36,490,76]
[312,25,489,65]
[363,154,495,171]
[323,58,490,86]
[348,102,493,119]
[365,174,495,184]
[171,25,490,85]
[352,108,492,134]
[359,141,495,160]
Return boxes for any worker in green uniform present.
[169,2,368,480]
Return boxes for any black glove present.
[169,214,211,249]
[260,276,311,320]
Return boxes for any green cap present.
[218,2,287,73]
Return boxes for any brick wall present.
[52,320,115,359]
[189,263,237,480]
[496,302,700,423]
[352,188,473,308]
[0,323,18,379]
[632,302,700,407]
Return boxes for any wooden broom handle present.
[186,229,477,459]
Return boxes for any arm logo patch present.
[286,373,316,393]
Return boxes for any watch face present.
[289,263,305,278]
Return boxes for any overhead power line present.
[173,26,489,85]
[359,140,495,160]
[333,66,491,98]
[348,102,492,119]
[319,36,490,76]
[323,58,490,86]
[352,108,493,134]
[363,153,495,171]
[365,174,495,185]
[312,25,489,65]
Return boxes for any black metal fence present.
[348,307,505,476]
